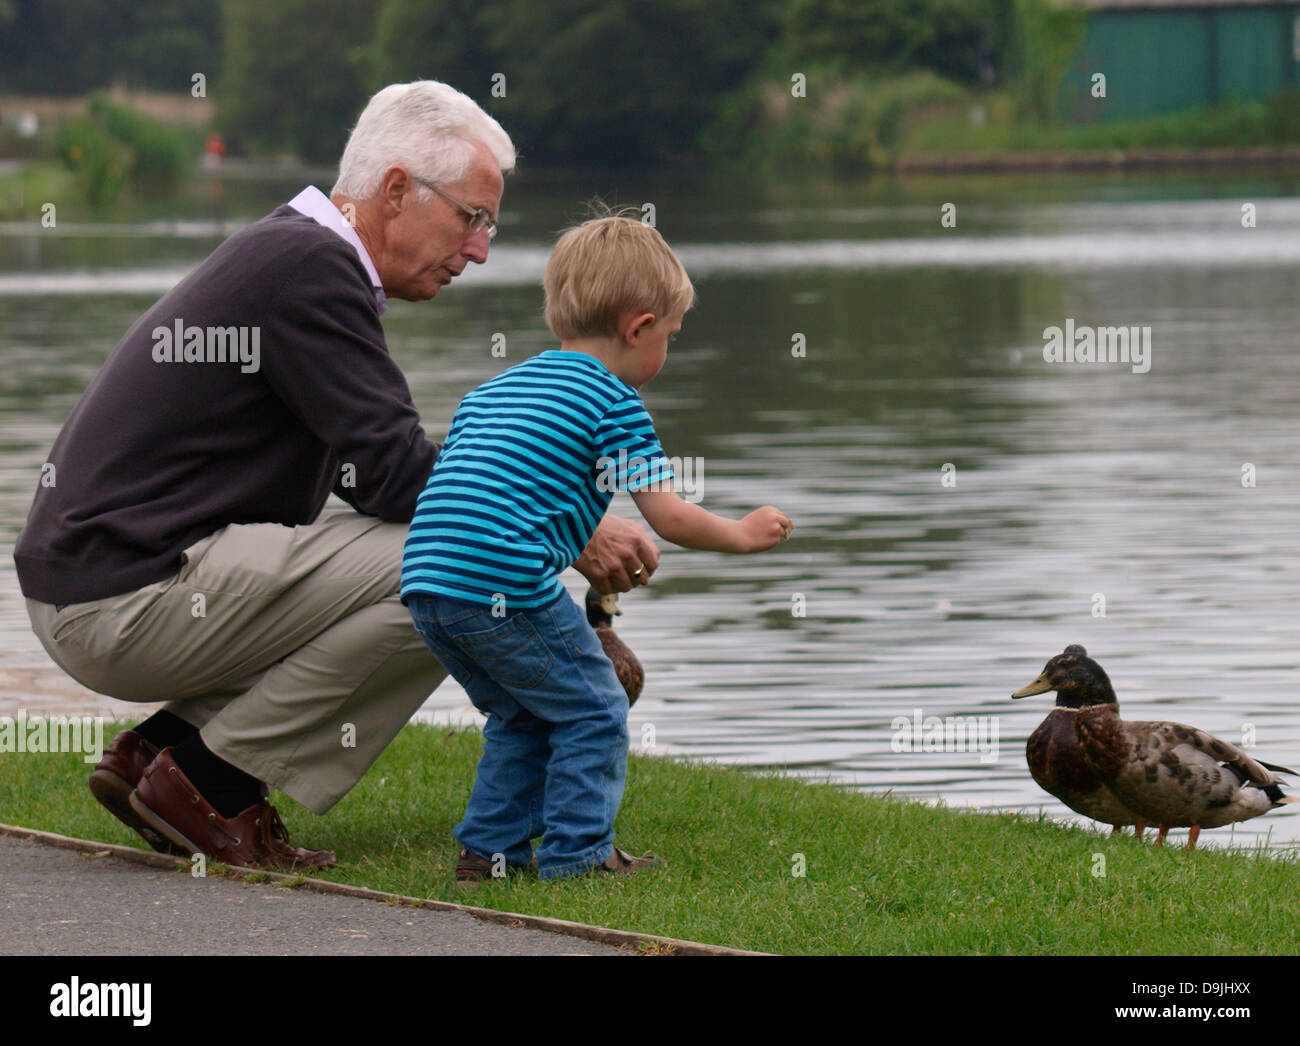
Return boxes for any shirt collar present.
[286,185,387,316]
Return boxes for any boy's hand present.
[631,488,791,555]
[741,507,794,552]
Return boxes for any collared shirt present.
[287,185,387,315]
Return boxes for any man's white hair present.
[332,81,515,201]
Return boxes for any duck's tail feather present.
[1259,760,1299,777]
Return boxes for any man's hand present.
[574,515,660,595]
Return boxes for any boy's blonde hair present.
[544,214,695,340]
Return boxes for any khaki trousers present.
[25,510,447,814]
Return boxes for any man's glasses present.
[412,176,497,240]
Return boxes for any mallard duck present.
[1013,645,1296,848]
[1020,692,1147,837]
[585,587,644,706]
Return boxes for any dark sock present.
[133,710,199,750]
[171,735,263,818]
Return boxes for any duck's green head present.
[1012,645,1118,708]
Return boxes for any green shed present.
[1061,0,1300,119]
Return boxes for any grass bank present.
[0,160,75,220]
[0,94,202,215]
[3,721,1299,954]
[898,89,1300,157]
[707,68,1300,176]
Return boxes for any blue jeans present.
[406,590,629,879]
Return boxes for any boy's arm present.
[631,484,792,554]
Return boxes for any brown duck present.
[1013,652,1146,837]
[1013,645,1296,849]
[585,588,644,706]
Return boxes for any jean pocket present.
[453,614,553,690]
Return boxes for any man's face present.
[379,141,504,301]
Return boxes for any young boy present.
[401,215,793,882]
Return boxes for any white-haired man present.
[14,81,659,870]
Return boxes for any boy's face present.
[625,308,684,388]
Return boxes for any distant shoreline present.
[894,145,1300,175]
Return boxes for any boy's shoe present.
[455,848,521,886]
[128,748,336,871]
[593,848,662,875]
[88,729,189,857]
[455,848,493,886]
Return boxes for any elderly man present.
[13,81,658,870]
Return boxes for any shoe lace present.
[261,804,292,847]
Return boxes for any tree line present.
[2,0,1024,167]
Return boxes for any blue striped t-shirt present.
[400,350,674,608]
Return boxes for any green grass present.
[899,88,1300,156]
[707,64,1300,175]
[4,721,1300,954]
[0,160,76,220]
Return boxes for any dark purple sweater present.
[14,205,439,605]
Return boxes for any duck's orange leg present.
[1134,819,1146,841]
[1185,824,1200,851]
[1154,824,1169,847]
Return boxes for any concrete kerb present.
[0,822,770,956]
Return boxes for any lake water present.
[3,165,1300,850]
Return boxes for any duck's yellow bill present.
[1012,674,1053,698]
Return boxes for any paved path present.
[0,833,627,956]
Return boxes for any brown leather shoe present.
[455,848,532,886]
[455,848,497,887]
[128,748,336,871]
[88,729,188,857]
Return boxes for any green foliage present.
[51,95,196,208]
[899,88,1300,155]
[0,0,219,94]
[86,95,197,190]
[2,0,1292,175]
[783,0,1014,85]
[707,69,969,175]
[1012,0,1088,123]
[1260,90,1300,142]
[53,115,132,207]
[1030,90,1300,150]
[365,0,785,167]
[365,0,495,96]
[115,0,220,95]
[218,0,379,163]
